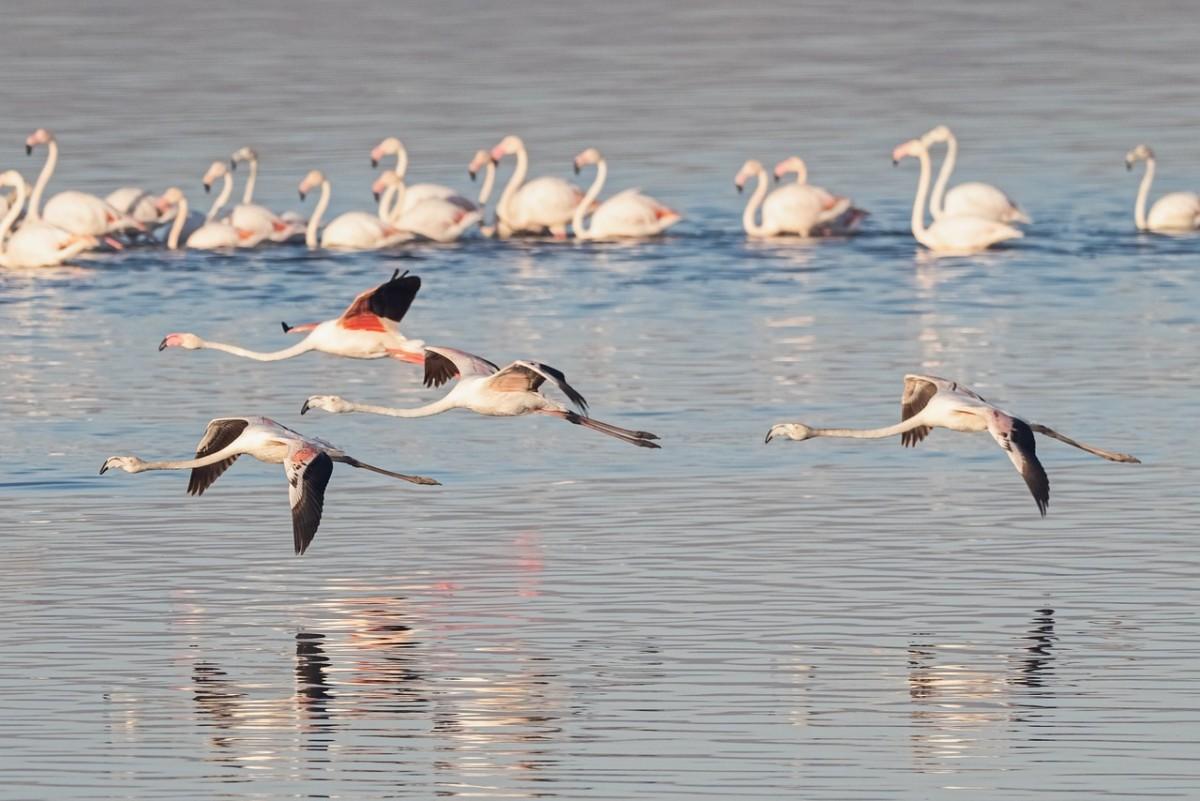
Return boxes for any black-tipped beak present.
[300,399,311,415]
[370,158,379,168]
[491,157,499,166]
[773,174,781,183]
[469,169,477,181]
[892,159,899,167]
[99,464,107,475]
[764,431,773,444]
[299,190,306,201]
[25,144,32,156]
[203,182,211,193]
[735,183,744,194]
[373,191,380,202]
[1125,160,1132,171]
[157,338,168,351]
[281,321,292,333]
[229,159,237,170]
[573,163,580,175]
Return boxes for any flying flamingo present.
[892,138,1023,255]
[99,416,439,555]
[372,172,481,242]
[765,374,1140,516]
[920,126,1031,224]
[570,147,680,239]
[301,346,661,449]
[298,170,411,250]
[0,170,98,268]
[156,187,267,250]
[159,269,428,363]
[24,128,142,245]
[228,146,306,242]
[467,149,498,237]
[489,135,585,238]
[369,137,470,213]
[1124,144,1200,233]
[772,156,868,234]
[736,159,846,238]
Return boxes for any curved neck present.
[810,418,925,440]
[496,144,528,222]
[572,159,607,238]
[207,173,232,221]
[241,159,258,204]
[379,181,405,222]
[1134,158,1154,230]
[29,139,57,222]
[393,143,409,178]
[0,175,27,246]
[200,336,316,361]
[306,180,331,248]
[908,148,933,245]
[168,196,189,250]
[741,167,771,236]
[929,133,956,219]
[477,161,495,207]
[342,396,457,418]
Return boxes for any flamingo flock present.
[12,122,1139,542]
[1,125,1194,262]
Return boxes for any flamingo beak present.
[98,461,109,475]
[157,337,169,351]
[1125,160,1133,171]
[25,145,32,156]
[203,182,211,193]
[468,169,477,181]
[735,182,744,194]
[892,158,899,167]
[299,190,306,201]
[300,399,311,415]
[370,157,379,168]
[229,159,237,170]
[573,161,580,175]
[373,190,381,202]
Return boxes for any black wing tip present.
[281,321,292,333]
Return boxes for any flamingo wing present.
[423,346,499,388]
[340,270,421,326]
[899,376,940,448]
[286,449,334,555]
[492,360,589,413]
[188,418,251,496]
[989,415,1049,516]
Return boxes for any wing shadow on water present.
[907,608,1058,770]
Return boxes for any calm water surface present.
[2,2,1199,799]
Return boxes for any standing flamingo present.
[920,126,1030,224]
[156,188,267,250]
[228,146,305,242]
[0,170,98,267]
[570,148,680,239]
[735,159,841,238]
[372,172,481,242]
[772,156,867,234]
[24,128,142,243]
[467,149,498,237]
[1124,144,1200,233]
[892,138,1023,254]
[301,347,661,448]
[490,135,585,238]
[159,269,428,363]
[100,417,439,555]
[298,170,410,250]
[765,374,1140,516]
[201,160,236,222]
[369,137,469,213]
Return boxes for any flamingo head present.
[300,394,352,416]
[467,149,490,180]
[202,161,227,193]
[772,156,807,184]
[230,146,257,169]
[25,128,54,155]
[490,135,523,163]
[372,171,400,201]
[0,169,25,192]
[764,423,814,444]
[158,332,203,351]
[370,136,402,168]
[298,170,325,201]
[1125,144,1153,170]
[920,125,953,147]
[572,147,601,175]
[891,139,925,166]
[734,159,764,193]
[99,455,146,475]
[155,187,184,215]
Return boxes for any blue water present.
[2,2,1199,799]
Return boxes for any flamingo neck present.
[28,139,57,222]
[572,159,607,239]
[383,180,406,223]
[306,180,331,249]
[1134,158,1154,231]
[207,173,232,222]
[929,133,957,220]
[393,143,409,178]
[477,161,496,207]
[341,396,457,418]
[809,418,926,440]
[127,448,243,473]
[496,144,528,224]
[167,196,189,250]
[741,167,771,236]
[199,336,317,361]
[242,159,258,204]
[909,148,933,246]
[0,173,28,249]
